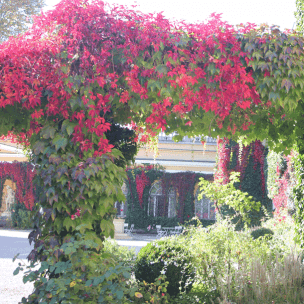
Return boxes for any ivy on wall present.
[216,139,272,226]
[0,162,36,210]
[125,164,214,228]
[267,150,297,216]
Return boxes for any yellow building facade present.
[0,140,27,162]
[0,135,217,173]
[135,133,217,174]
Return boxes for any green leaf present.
[100,219,114,237]
[63,218,75,231]
[281,78,293,93]
[69,96,82,111]
[123,271,130,279]
[155,64,168,75]
[153,51,162,61]
[116,290,124,300]
[269,91,280,101]
[61,120,76,136]
[53,136,68,151]
[33,141,45,155]
[13,267,20,276]
[40,126,56,139]
[147,80,161,92]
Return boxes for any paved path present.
[0,230,157,304]
[0,230,35,304]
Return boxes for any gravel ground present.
[0,258,36,304]
[0,230,157,303]
[0,230,35,304]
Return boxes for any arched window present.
[148,181,162,217]
[148,182,177,218]
[168,187,177,218]
[195,189,215,220]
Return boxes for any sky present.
[44,0,297,30]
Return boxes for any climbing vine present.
[216,139,272,226]
[267,150,297,216]
[125,164,213,228]
[0,0,304,301]
[135,170,150,208]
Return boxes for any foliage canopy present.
[0,0,303,152]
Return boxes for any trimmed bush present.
[250,227,274,240]
[134,239,195,296]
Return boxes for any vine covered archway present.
[0,0,304,301]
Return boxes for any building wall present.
[0,136,217,174]
[136,134,217,174]
[0,140,27,162]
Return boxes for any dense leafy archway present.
[1,0,304,301]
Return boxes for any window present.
[168,187,177,218]
[195,189,215,220]
[148,182,177,217]
[148,181,162,217]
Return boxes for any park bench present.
[124,223,134,236]
[170,226,183,236]
[156,225,167,237]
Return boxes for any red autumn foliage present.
[272,153,295,216]
[216,139,267,198]
[0,0,261,156]
[136,171,150,208]
[0,162,36,210]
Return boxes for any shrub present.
[182,216,303,303]
[216,251,304,303]
[15,229,133,304]
[10,203,34,229]
[103,239,136,267]
[129,274,170,304]
[198,172,262,229]
[134,239,195,297]
[250,227,274,240]
[184,216,216,228]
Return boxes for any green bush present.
[182,216,303,303]
[134,239,195,297]
[15,229,134,304]
[103,239,136,267]
[250,227,274,240]
[10,203,34,229]
[169,281,219,304]
[183,216,216,228]
[128,274,169,303]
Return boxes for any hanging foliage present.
[267,150,297,216]
[136,170,150,208]
[0,162,36,210]
[216,139,272,226]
